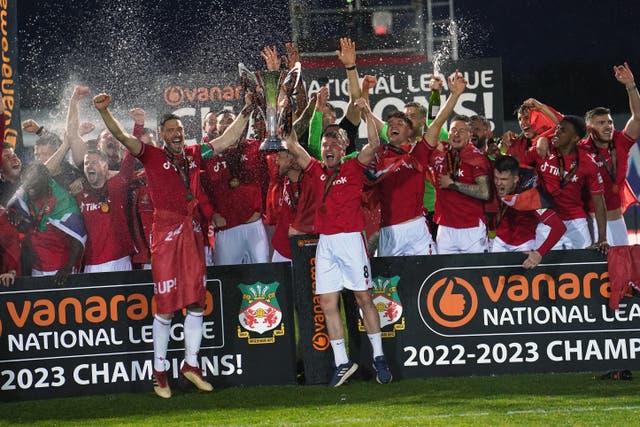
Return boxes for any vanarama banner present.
[355,250,639,379]
[158,73,243,145]
[1,0,21,151]
[0,264,296,401]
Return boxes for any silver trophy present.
[239,61,302,151]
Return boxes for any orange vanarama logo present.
[427,276,478,328]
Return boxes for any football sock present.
[330,339,349,366]
[184,310,204,367]
[368,332,384,358]
[153,315,172,372]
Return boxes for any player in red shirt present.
[370,73,464,256]
[286,98,392,387]
[11,163,86,284]
[492,155,566,268]
[76,149,135,272]
[270,149,317,262]
[94,92,251,398]
[580,62,640,246]
[500,98,562,166]
[533,116,609,252]
[424,95,492,253]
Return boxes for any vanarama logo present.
[425,276,478,328]
[310,258,330,351]
[237,282,285,345]
[418,262,613,337]
[163,84,242,107]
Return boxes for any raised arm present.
[335,37,362,126]
[355,98,379,165]
[293,92,316,138]
[614,62,640,139]
[424,70,467,146]
[209,94,252,155]
[284,130,311,171]
[43,133,70,176]
[284,42,309,122]
[93,93,143,156]
[308,86,329,160]
[67,86,92,167]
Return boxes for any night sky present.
[16,0,640,120]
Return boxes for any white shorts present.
[378,217,436,256]
[436,220,488,254]
[31,269,57,277]
[84,255,132,273]
[539,217,591,250]
[271,249,291,263]
[213,219,270,265]
[491,236,536,253]
[315,232,372,295]
[592,216,629,246]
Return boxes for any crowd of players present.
[0,38,638,392]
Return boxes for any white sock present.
[330,339,349,366]
[153,315,172,372]
[368,333,384,358]
[184,310,204,367]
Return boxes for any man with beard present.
[76,149,135,272]
[492,155,565,268]
[426,110,492,254]
[94,91,252,398]
[580,62,640,246]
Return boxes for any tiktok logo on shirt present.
[80,201,107,212]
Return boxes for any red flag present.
[621,179,640,213]
[607,245,640,310]
[530,105,563,139]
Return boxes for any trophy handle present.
[238,63,259,91]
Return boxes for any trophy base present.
[259,135,288,152]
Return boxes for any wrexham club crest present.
[237,281,285,344]
[360,276,405,337]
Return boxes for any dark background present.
[16,0,640,121]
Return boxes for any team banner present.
[1,0,22,151]
[354,250,637,378]
[0,264,296,402]
[289,235,334,384]
[303,57,504,136]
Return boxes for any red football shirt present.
[200,139,267,230]
[579,130,636,212]
[533,147,604,220]
[272,173,318,258]
[76,153,135,265]
[135,144,207,223]
[375,141,428,226]
[306,157,367,235]
[427,142,491,228]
